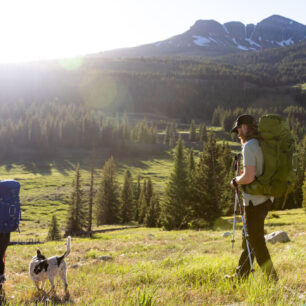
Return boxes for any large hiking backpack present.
[245,114,297,198]
[0,180,21,233]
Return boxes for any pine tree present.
[188,149,195,173]
[144,195,161,227]
[65,163,87,235]
[87,165,95,236]
[169,134,175,147]
[96,157,120,225]
[137,181,146,223]
[120,170,134,223]
[292,136,306,208]
[218,147,235,215]
[189,120,197,142]
[169,122,177,147]
[190,133,223,225]
[121,113,130,140]
[161,136,190,229]
[134,175,141,221]
[302,174,306,211]
[47,215,61,241]
[199,124,208,142]
[145,178,153,208]
[138,178,154,224]
[164,123,170,145]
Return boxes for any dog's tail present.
[63,236,71,258]
[56,236,71,266]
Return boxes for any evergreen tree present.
[138,178,154,224]
[87,165,95,236]
[169,134,175,147]
[218,150,235,215]
[133,175,141,221]
[190,133,223,225]
[199,124,208,142]
[303,174,306,211]
[188,148,195,173]
[120,170,134,223]
[169,122,177,147]
[189,120,197,142]
[145,178,153,208]
[121,113,130,140]
[164,123,170,145]
[47,215,61,241]
[96,157,120,225]
[161,136,190,229]
[293,136,306,208]
[144,195,161,227]
[65,163,87,235]
[137,181,147,223]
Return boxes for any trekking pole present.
[232,154,254,274]
[231,155,239,249]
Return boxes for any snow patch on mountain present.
[276,38,294,46]
[232,38,249,51]
[193,35,217,46]
[209,37,218,43]
[245,38,261,48]
[222,24,229,34]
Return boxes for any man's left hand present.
[230,178,238,189]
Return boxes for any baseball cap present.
[231,114,257,133]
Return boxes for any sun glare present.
[0,0,122,63]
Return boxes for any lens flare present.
[59,57,84,71]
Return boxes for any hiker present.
[0,233,10,287]
[229,114,278,281]
[0,180,21,290]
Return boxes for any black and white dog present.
[29,236,71,292]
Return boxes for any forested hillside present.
[0,42,305,157]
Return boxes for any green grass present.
[1,148,173,240]
[0,127,305,304]
[2,209,305,304]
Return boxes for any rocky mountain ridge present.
[100,15,306,58]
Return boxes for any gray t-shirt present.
[242,139,269,206]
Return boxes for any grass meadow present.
[0,130,305,305]
[2,209,305,305]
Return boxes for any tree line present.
[65,157,161,236]
[62,134,234,235]
[49,130,305,237]
[0,101,165,158]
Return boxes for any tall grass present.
[0,209,304,305]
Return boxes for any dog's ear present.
[36,249,46,260]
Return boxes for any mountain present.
[100,15,306,58]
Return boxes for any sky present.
[0,0,305,63]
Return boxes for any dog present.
[29,236,71,292]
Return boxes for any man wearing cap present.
[229,114,278,281]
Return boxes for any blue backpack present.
[0,180,21,233]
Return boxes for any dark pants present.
[236,200,278,280]
[0,233,10,276]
